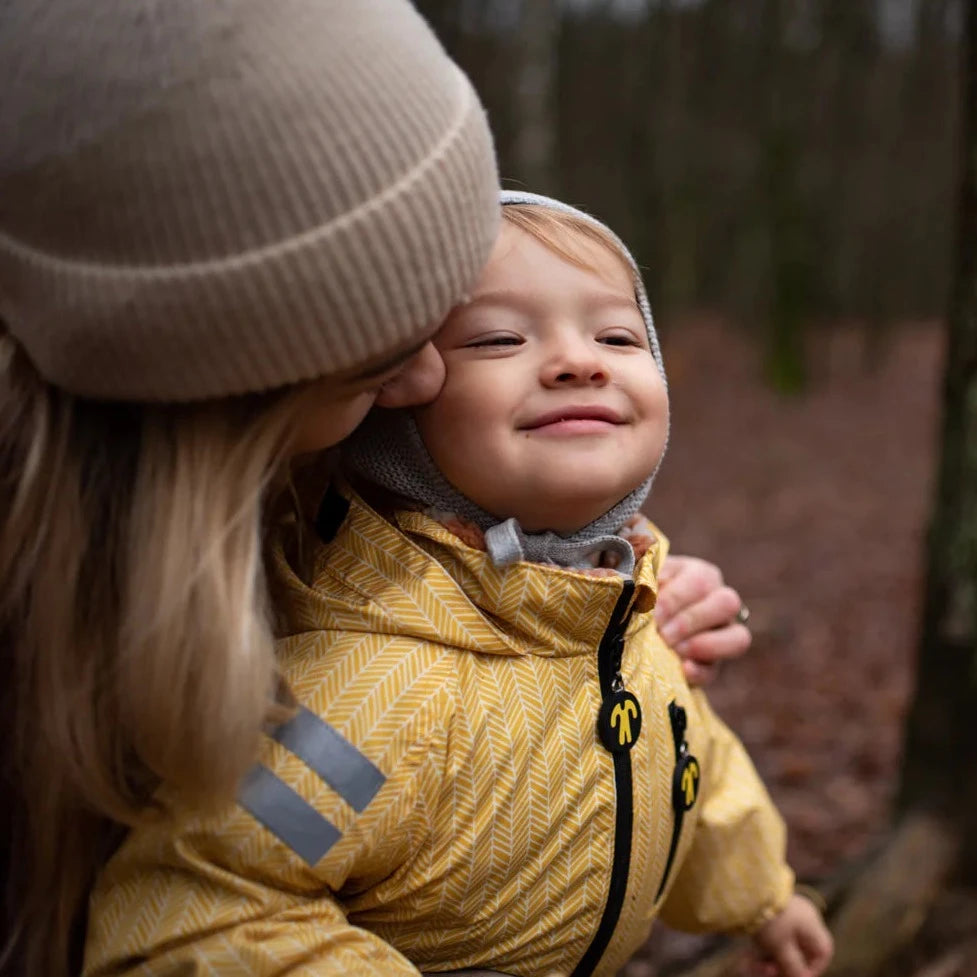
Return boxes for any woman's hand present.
[655,554,751,685]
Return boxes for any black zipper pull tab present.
[597,582,641,753]
[597,683,642,752]
[655,700,702,902]
[669,702,700,815]
[668,701,687,759]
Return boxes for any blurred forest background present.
[416,2,967,974]
[417,0,958,390]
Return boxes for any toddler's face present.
[415,221,668,534]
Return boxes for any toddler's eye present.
[466,334,523,348]
[599,332,642,347]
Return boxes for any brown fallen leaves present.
[628,316,943,975]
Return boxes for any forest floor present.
[626,315,945,975]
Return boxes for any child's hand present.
[751,893,833,977]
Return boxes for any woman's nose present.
[375,342,447,408]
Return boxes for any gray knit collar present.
[343,190,666,577]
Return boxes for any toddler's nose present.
[542,338,609,387]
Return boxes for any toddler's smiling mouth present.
[519,405,626,435]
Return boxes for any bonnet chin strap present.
[485,519,636,576]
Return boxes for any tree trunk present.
[758,0,814,393]
[818,1,977,970]
[898,0,977,854]
[510,0,558,193]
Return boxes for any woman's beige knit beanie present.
[0,0,500,401]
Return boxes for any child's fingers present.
[743,951,777,977]
[798,923,834,977]
[771,940,810,977]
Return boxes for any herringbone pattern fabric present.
[84,488,794,977]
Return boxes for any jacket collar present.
[271,483,661,659]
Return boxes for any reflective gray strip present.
[271,706,385,813]
[238,765,341,866]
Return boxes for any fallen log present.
[825,812,959,977]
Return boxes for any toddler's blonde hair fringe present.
[501,202,633,284]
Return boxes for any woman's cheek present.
[290,390,377,455]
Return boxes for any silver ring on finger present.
[735,604,751,625]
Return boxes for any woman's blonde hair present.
[0,331,307,976]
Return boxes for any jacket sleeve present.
[83,664,450,976]
[657,687,795,936]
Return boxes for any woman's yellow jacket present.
[84,487,794,977]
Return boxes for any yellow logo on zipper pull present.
[610,698,639,745]
[598,690,642,753]
[679,756,700,809]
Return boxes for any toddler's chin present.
[469,474,653,534]
[516,500,623,536]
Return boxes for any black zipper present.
[654,700,700,902]
[571,580,637,977]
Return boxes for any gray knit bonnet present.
[0,0,500,401]
[344,190,666,576]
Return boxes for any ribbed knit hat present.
[0,0,500,401]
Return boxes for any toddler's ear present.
[375,343,446,409]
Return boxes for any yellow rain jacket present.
[84,486,794,977]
